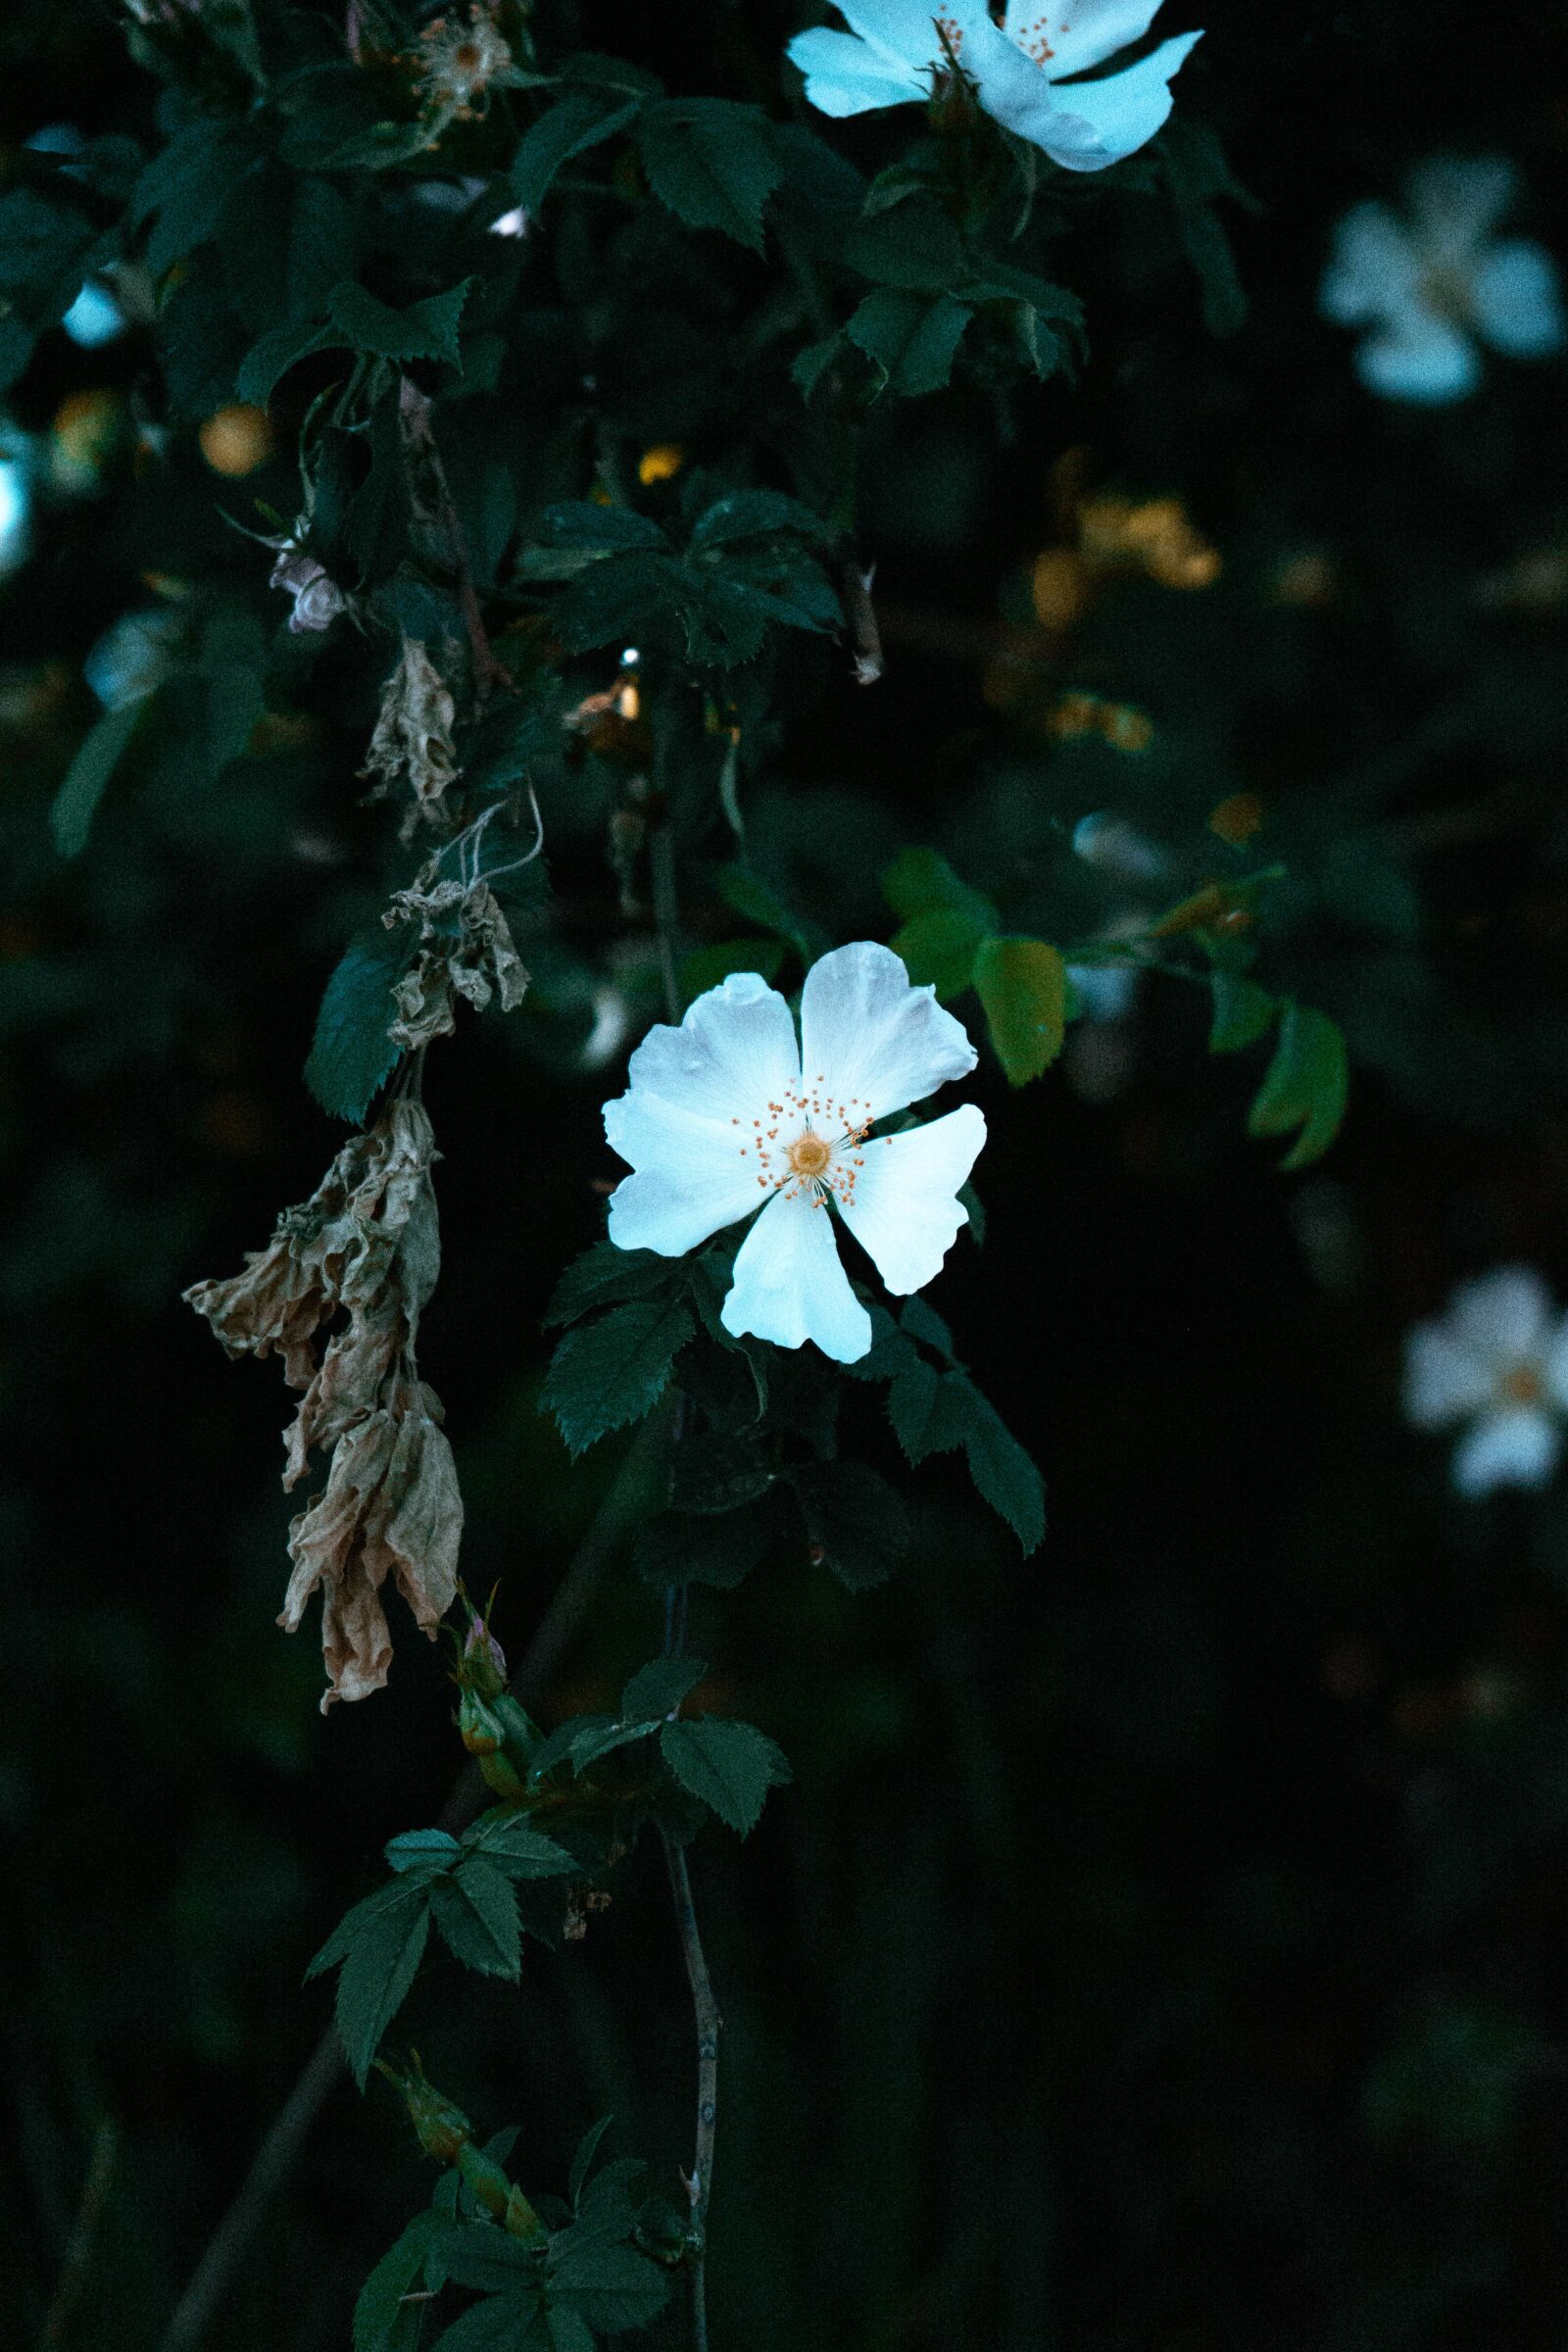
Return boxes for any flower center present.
[1499,1362,1544,1407]
[731,1081,875,1206]
[1420,261,1474,324]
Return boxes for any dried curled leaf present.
[383,871,528,1051]
[360,638,461,838]
[184,1098,463,1710]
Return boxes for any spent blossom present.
[1402,1266,1568,1497]
[603,942,986,1364]
[788,0,1202,173]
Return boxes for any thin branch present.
[36,2116,119,2351]
[397,376,512,699]
[155,1416,664,2352]
[661,1833,720,2352]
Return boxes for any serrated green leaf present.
[332,1888,431,2088]
[235,315,332,408]
[846,289,970,397]
[512,87,645,213]
[432,1858,521,1979]
[632,1494,785,1591]
[890,908,984,1001]
[688,491,828,550]
[462,1815,579,1878]
[973,936,1067,1085]
[384,1829,462,1875]
[428,2289,542,2351]
[567,2116,614,2209]
[326,278,471,368]
[791,1460,909,1592]
[541,1297,695,1454]
[668,1430,773,1515]
[660,1717,791,1837]
[635,98,782,252]
[546,2307,596,2352]
[882,847,999,931]
[621,1657,705,1721]
[549,551,682,653]
[1208,971,1276,1054]
[303,929,410,1124]
[355,2215,437,2352]
[843,200,964,291]
[544,1243,678,1329]
[791,333,841,404]
[50,697,145,859]
[943,1373,1045,1554]
[1247,1000,1348,1170]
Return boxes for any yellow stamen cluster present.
[730,1079,875,1208]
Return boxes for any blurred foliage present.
[5,0,1568,2348]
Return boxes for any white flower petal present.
[1320,203,1420,326]
[786,24,930,113]
[1543,1315,1568,1413]
[978,26,1200,170]
[1406,155,1516,268]
[1003,0,1165,79]
[839,1104,986,1296]
[1448,1265,1553,1372]
[1402,1322,1494,1430]
[1355,311,1480,403]
[833,0,964,65]
[619,970,801,1123]
[1470,238,1566,357]
[1451,1406,1559,1497]
[720,1189,872,1363]
[605,1093,764,1257]
[799,941,976,1122]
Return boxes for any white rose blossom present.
[787,0,1202,174]
[1321,157,1565,405]
[603,942,986,1364]
[1402,1266,1568,1497]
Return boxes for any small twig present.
[36,2117,119,2351]
[838,557,883,687]
[396,377,512,699]
[661,1834,719,2352]
[155,1418,664,2352]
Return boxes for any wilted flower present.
[604,943,985,1364]
[416,4,524,122]
[1402,1266,1568,1496]
[185,1100,462,1707]
[383,862,529,1050]
[360,638,461,837]
[270,546,346,634]
[788,0,1202,172]
[1321,158,1565,403]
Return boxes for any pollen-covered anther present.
[787,1132,832,1180]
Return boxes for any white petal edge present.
[977,27,1201,171]
[1451,1406,1560,1497]
[786,24,930,114]
[720,1188,872,1363]
[1448,1265,1553,1372]
[1003,0,1166,80]
[1402,1321,1493,1430]
[838,1104,986,1296]
[832,0,961,67]
[799,940,977,1124]
[1406,155,1517,268]
[1470,238,1566,357]
[1355,312,1480,403]
[605,1092,765,1257]
[1320,203,1420,326]
[618,969,801,1124]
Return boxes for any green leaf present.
[303,929,410,1124]
[546,2308,596,2352]
[550,552,681,653]
[973,936,1067,1085]
[326,278,471,369]
[890,909,984,1001]
[567,2116,614,2209]
[235,315,332,408]
[50,697,144,859]
[791,333,841,404]
[544,1243,677,1329]
[712,863,819,960]
[432,1858,521,1979]
[679,938,786,1001]
[688,491,828,550]
[547,2228,671,2331]
[632,1494,785,1591]
[520,503,666,569]
[1247,1001,1348,1170]
[384,1829,461,1875]
[1160,117,1250,339]
[512,87,645,213]
[668,1430,773,1515]
[428,2291,542,2352]
[462,1815,579,1879]
[355,2214,438,2352]
[947,1375,1045,1554]
[635,98,783,252]
[621,1657,705,1720]
[541,1298,696,1454]
[1208,971,1276,1054]
[843,200,965,291]
[660,1716,791,1837]
[882,847,999,932]
[330,1886,431,2088]
[791,1460,909,1592]
[846,289,971,397]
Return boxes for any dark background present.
[7,2,1568,2345]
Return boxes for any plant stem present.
[36,2116,119,2351]
[661,1832,720,2352]
[397,376,512,699]
[155,1416,663,2352]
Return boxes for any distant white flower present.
[604,942,986,1363]
[62,281,125,350]
[788,0,1202,173]
[1403,1266,1568,1496]
[1321,158,1565,404]
[0,456,29,577]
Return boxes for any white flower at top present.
[1321,158,1565,404]
[604,942,986,1364]
[787,0,1202,173]
[1402,1266,1568,1496]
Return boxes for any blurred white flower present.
[788,0,1201,172]
[83,608,183,709]
[0,456,31,577]
[1322,158,1564,404]
[604,943,985,1363]
[1402,1266,1568,1496]
[62,282,126,350]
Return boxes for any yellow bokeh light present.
[637,443,685,487]
[199,405,273,477]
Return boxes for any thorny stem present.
[396,376,513,699]
[155,1417,665,2352]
